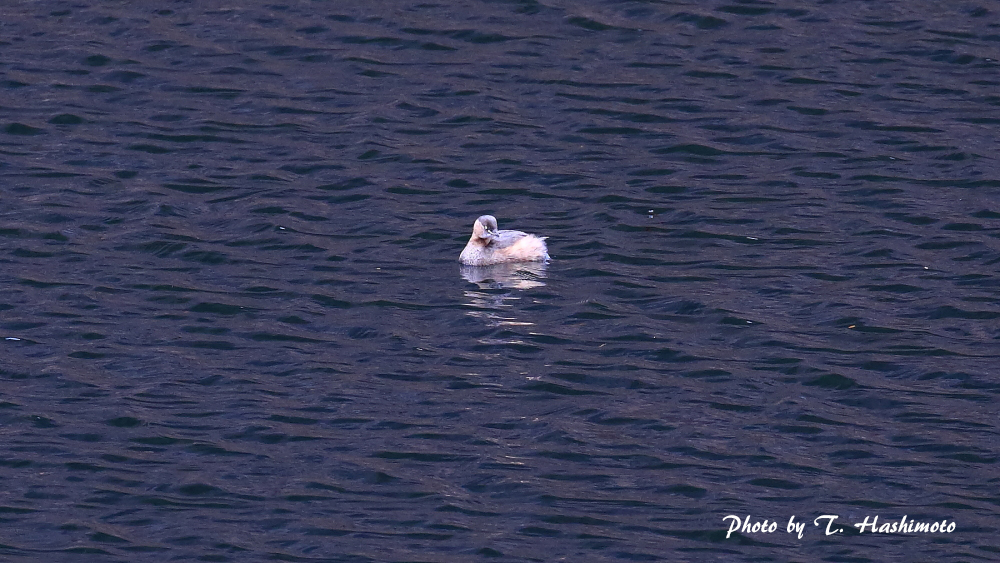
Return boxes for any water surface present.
[2,1,998,561]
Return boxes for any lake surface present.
[2,1,998,561]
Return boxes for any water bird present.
[460,215,550,266]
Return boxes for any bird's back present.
[491,229,529,250]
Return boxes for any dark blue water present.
[2,1,998,561]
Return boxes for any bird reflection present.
[460,261,547,327]
[460,261,547,290]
